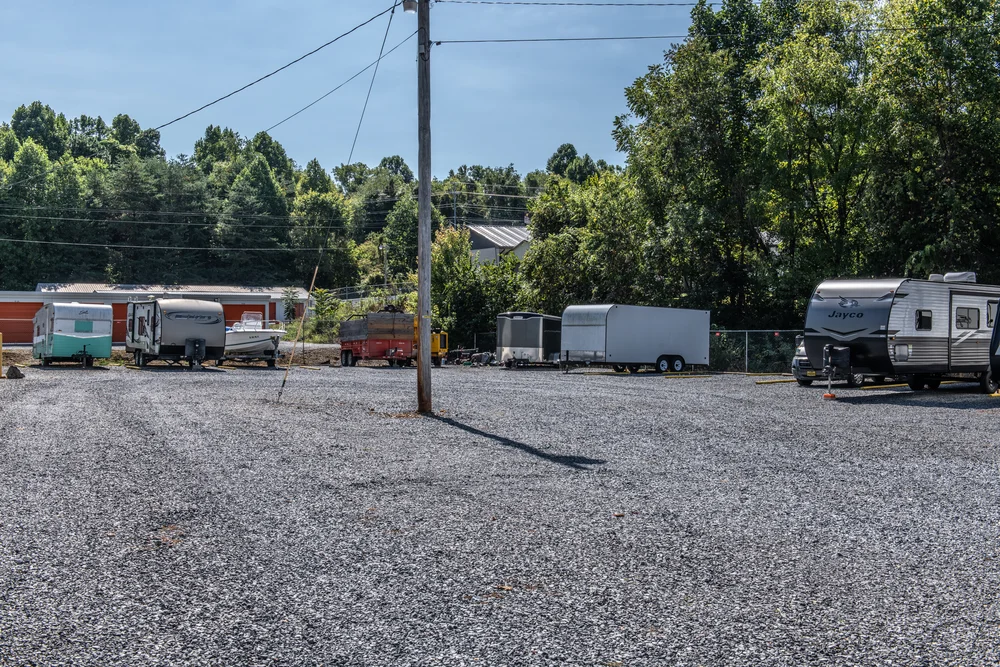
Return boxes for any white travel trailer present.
[803,272,1000,392]
[125,299,226,367]
[496,311,561,367]
[560,304,710,373]
[32,303,113,367]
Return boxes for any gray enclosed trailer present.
[125,299,226,367]
[496,312,561,367]
[560,304,710,372]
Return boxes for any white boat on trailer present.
[220,312,285,366]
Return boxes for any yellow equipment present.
[414,317,449,367]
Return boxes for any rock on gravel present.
[0,366,998,666]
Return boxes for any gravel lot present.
[1,365,998,666]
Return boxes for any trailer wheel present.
[433,357,442,367]
[42,358,50,367]
[907,376,925,391]
[846,373,864,387]
[612,364,626,373]
[341,351,352,368]
[267,358,276,368]
[924,378,941,390]
[796,379,813,387]
[656,356,670,373]
[671,357,685,373]
[980,369,998,394]
[627,364,641,374]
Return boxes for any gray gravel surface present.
[1,366,998,666]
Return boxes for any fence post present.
[745,330,749,374]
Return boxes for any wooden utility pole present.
[416,0,432,413]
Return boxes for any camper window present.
[74,320,93,333]
[915,310,933,330]
[989,302,998,328]
[956,307,979,330]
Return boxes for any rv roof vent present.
[944,271,977,283]
[929,274,944,282]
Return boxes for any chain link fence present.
[467,328,800,373]
[710,330,802,373]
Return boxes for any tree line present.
[2,0,998,346]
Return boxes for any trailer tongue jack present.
[822,344,851,400]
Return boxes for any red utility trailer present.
[339,307,416,367]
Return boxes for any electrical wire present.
[153,2,400,131]
[265,30,416,133]
[0,237,348,252]
[347,6,397,164]
[437,1,708,5]
[437,25,988,44]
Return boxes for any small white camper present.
[125,299,226,367]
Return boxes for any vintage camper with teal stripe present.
[32,303,113,365]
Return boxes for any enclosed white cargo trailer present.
[560,304,710,372]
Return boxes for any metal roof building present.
[467,225,531,263]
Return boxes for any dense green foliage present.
[2,0,998,347]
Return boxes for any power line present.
[437,1,707,5]
[438,25,987,44]
[348,6,397,164]
[0,212,355,231]
[0,237,348,252]
[265,30,417,133]
[153,2,400,131]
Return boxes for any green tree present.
[290,190,358,287]
[11,101,69,160]
[382,193,443,276]
[298,158,333,194]
[0,124,20,162]
[377,155,414,183]
[546,143,578,176]
[193,125,243,175]
[247,131,294,185]
[110,114,141,145]
[333,162,371,194]
[213,154,292,282]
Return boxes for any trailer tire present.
[656,356,670,373]
[924,378,941,390]
[627,364,641,374]
[671,357,685,373]
[433,357,442,367]
[980,369,998,394]
[907,376,925,391]
[846,373,864,387]
[267,359,276,368]
[796,379,813,387]
[612,364,626,373]
[42,358,50,367]
[341,351,352,368]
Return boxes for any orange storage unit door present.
[111,303,128,343]
[0,302,44,344]
[223,304,266,327]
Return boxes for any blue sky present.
[0,1,698,178]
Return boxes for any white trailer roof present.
[561,304,614,326]
[49,303,114,320]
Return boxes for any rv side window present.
[989,302,998,328]
[956,307,979,330]
[915,310,933,330]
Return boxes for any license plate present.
[806,371,816,377]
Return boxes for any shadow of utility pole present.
[427,415,606,471]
